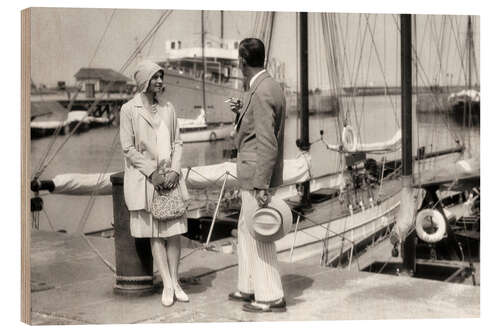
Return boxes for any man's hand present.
[228,98,242,114]
[162,171,180,190]
[255,189,271,208]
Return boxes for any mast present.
[264,12,276,69]
[401,14,412,178]
[220,11,224,47]
[466,16,473,130]
[201,10,207,111]
[400,14,416,273]
[297,12,312,209]
[467,16,473,92]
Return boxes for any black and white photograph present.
[14,0,490,329]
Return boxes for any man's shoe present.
[228,291,255,303]
[242,298,287,313]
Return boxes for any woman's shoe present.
[162,288,174,307]
[174,285,189,302]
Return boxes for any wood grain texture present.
[21,7,32,325]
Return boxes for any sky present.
[30,8,254,86]
[30,8,480,90]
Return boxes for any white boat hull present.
[277,190,401,263]
[180,124,233,143]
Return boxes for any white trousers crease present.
[237,190,284,302]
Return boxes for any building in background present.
[74,68,132,97]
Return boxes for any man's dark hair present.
[239,38,265,68]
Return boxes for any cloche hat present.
[134,60,164,93]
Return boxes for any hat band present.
[262,206,283,223]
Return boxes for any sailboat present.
[449,16,480,126]
[388,15,480,280]
[247,12,477,268]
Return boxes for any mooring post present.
[110,172,154,296]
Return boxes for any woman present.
[120,60,189,307]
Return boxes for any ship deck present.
[30,230,479,325]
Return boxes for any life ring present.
[342,125,358,152]
[415,209,447,243]
[209,131,217,142]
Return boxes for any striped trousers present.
[237,190,284,302]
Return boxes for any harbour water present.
[30,95,480,234]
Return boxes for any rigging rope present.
[34,10,174,180]
[89,9,117,67]
[33,9,176,274]
[264,12,276,69]
[414,15,425,183]
[295,12,300,141]
[75,130,121,234]
[363,14,400,129]
[355,14,378,145]
[391,15,462,148]
[34,10,117,179]
[290,208,361,271]
[42,208,56,233]
[319,13,344,143]
[311,13,325,139]
[120,10,173,73]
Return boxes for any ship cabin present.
[160,39,243,90]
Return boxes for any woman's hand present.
[150,170,164,187]
[162,171,179,190]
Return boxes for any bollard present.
[110,172,154,296]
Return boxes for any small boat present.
[30,101,68,138]
[31,119,68,138]
[448,89,480,124]
[448,16,480,126]
[179,123,233,143]
[67,109,114,133]
[31,103,114,139]
[178,108,232,143]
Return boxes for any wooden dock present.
[29,230,479,325]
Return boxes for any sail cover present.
[50,154,312,196]
[53,173,114,195]
[415,157,480,191]
[356,129,401,153]
[325,128,401,153]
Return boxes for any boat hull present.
[277,189,400,263]
[180,124,233,143]
[30,125,67,139]
[451,101,480,125]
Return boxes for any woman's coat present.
[120,94,183,211]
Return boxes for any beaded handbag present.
[150,168,187,220]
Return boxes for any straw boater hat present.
[246,195,293,242]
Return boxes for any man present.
[228,38,287,313]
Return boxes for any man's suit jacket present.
[120,94,183,211]
[234,71,286,190]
